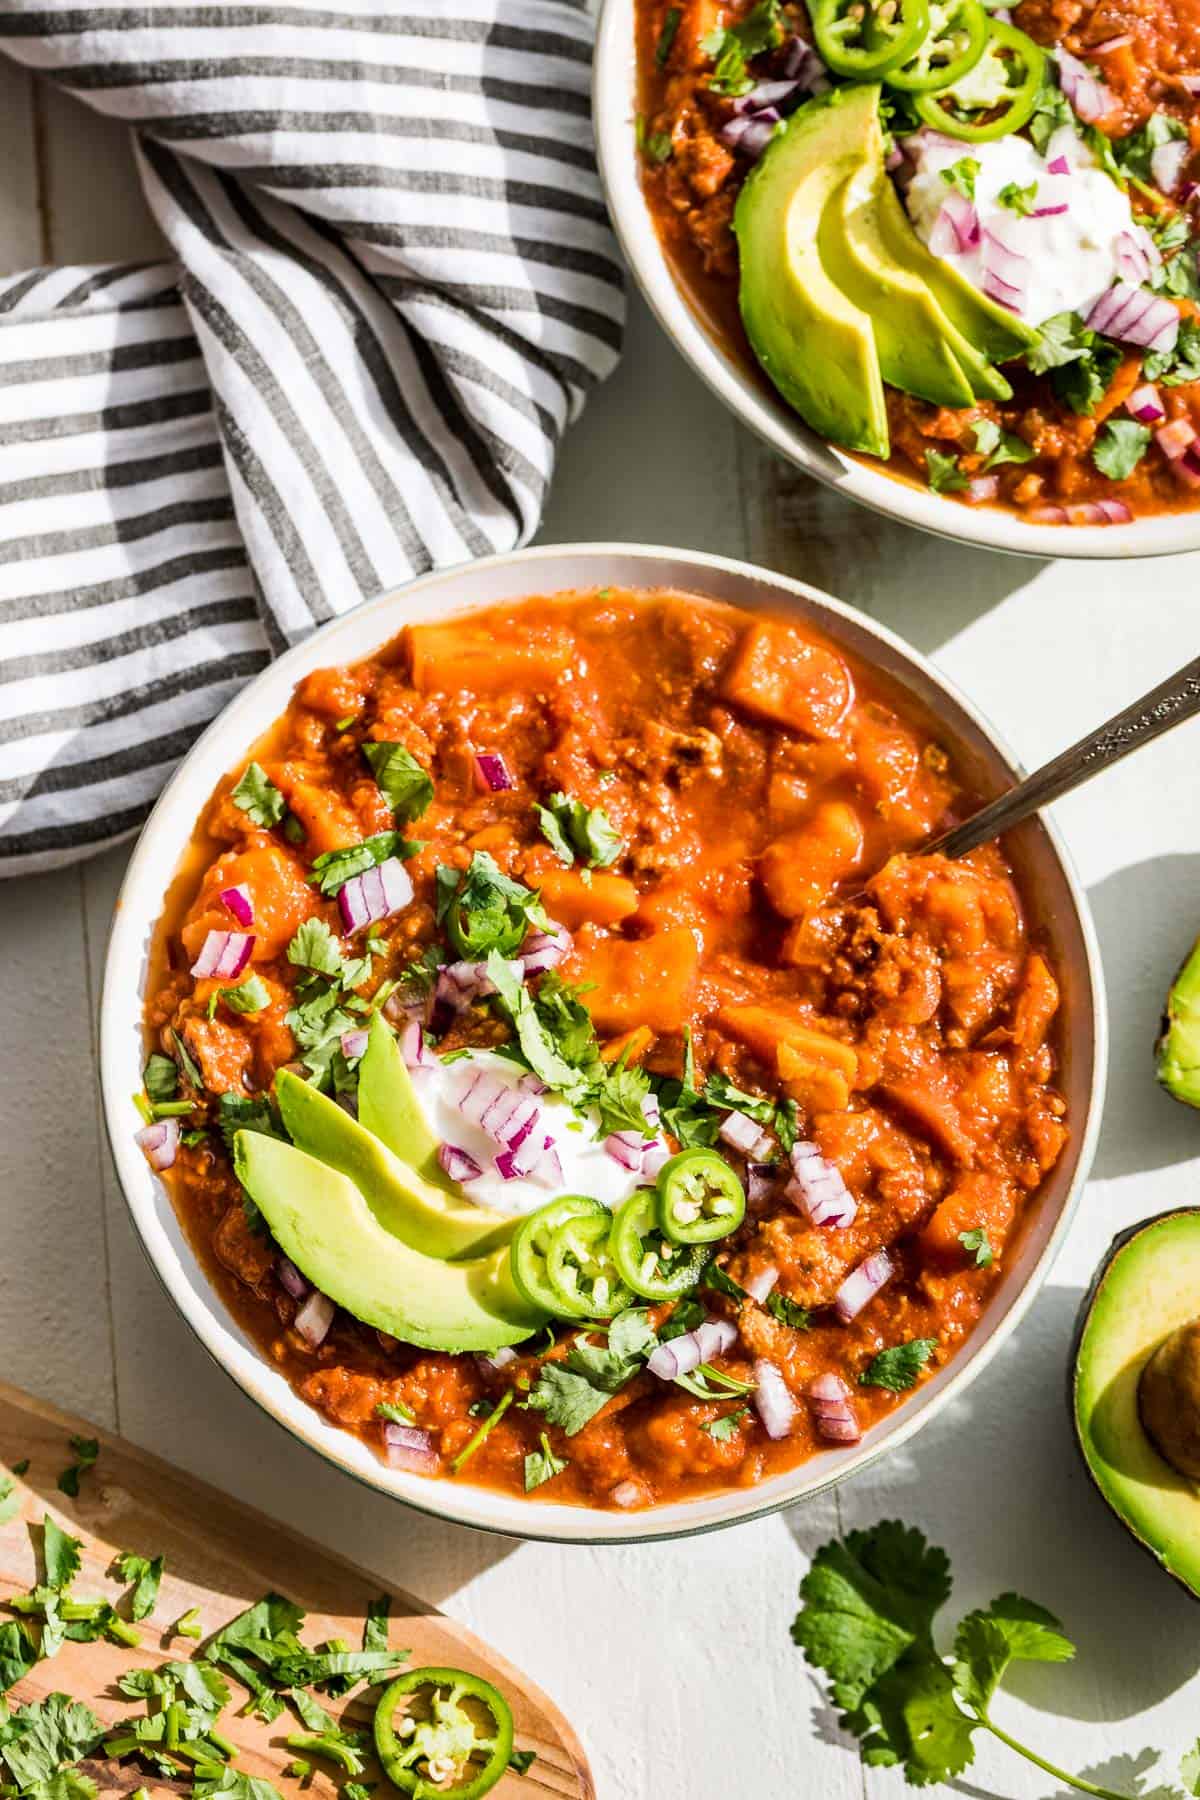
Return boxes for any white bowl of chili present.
[100,543,1106,1544]
[593,0,1200,559]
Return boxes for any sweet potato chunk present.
[600,1026,656,1066]
[759,801,865,918]
[778,1042,853,1112]
[921,1172,1015,1264]
[881,1080,975,1166]
[576,928,700,1035]
[720,1004,855,1073]
[1010,953,1059,1056]
[721,620,853,739]
[538,867,639,930]
[269,762,363,856]
[182,842,317,964]
[408,621,573,695]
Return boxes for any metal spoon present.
[924,653,1200,861]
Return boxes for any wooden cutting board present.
[0,1383,593,1799]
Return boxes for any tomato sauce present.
[635,0,1200,524]
[143,590,1067,1511]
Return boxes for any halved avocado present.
[1156,934,1200,1108]
[734,86,889,458]
[1072,1208,1200,1600]
[276,1067,514,1261]
[234,1132,543,1353]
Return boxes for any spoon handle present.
[926,654,1200,861]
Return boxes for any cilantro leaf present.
[1026,309,1093,373]
[700,1407,748,1441]
[655,5,681,63]
[42,1515,82,1589]
[941,157,980,199]
[0,1473,21,1527]
[509,1749,537,1775]
[958,1227,994,1266]
[142,1053,178,1104]
[523,1365,609,1436]
[1092,418,1151,479]
[702,1263,748,1303]
[524,1432,569,1492]
[194,1771,285,1800]
[535,791,623,869]
[1182,1739,1200,1795]
[925,450,969,494]
[221,974,270,1015]
[1115,109,1187,185]
[953,1593,1074,1714]
[1145,315,1200,384]
[1028,70,1075,154]
[635,115,673,162]
[998,179,1037,216]
[115,1551,164,1622]
[0,1694,104,1791]
[701,0,782,93]
[525,1310,657,1435]
[437,853,547,958]
[859,1339,938,1392]
[972,419,1035,469]
[217,1092,281,1151]
[0,1622,38,1694]
[363,1594,391,1657]
[309,831,415,899]
[231,762,286,829]
[287,918,344,976]
[765,1291,811,1331]
[374,1401,415,1425]
[1029,313,1122,415]
[361,742,433,822]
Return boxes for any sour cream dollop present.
[414,1050,646,1216]
[905,126,1144,326]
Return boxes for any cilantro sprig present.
[700,0,782,94]
[535,791,623,869]
[792,1520,1180,1797]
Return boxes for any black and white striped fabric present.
[0,0,623,876]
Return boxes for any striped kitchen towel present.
[0,0,624,876]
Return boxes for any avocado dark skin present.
[1140,1318,1200,1480]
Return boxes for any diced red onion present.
[457,1070,542,1151]
[1152,137,1190,196]
[433,960,500,1025]
[1156,416,1197,459]
[982,226,1028,283]
[787,1140,857,1229]
[1066,498,1133,523]
[495,1132,561,1185]
[642,1140,671,1179]
[834,1250,894,1324]
[135,1117,179,1171]
[338,857,413,934]
[1032,200,1069,217]
[519,1072,548,1095]
[1096,497,1134,521]
[1030,504,1069,523]
[745,1265,779,1304]
[385,985,432,1028]
[647,1317,737,1381]
[1114,226,1160,286]
[277,1256,309,1300]
[965,474,1000,505]
[808,1371,852,1406]
[473,751,514,793]
[886,143,906,173]
[1127,383,1166,424]
[190,928,255,980]
[220,883,254,927]
[779,33,830,91]
[1085,281,1179,352]
[339,1028,369,1061]
[1180,74,1200,95]
[732,77,805,113]
[1091,31,1132,49]
[1057,46,1116,123]
[753,1360,797,1440]
[718,1109,775,1161]
[1174,445,1200,487]
[1046,152,1072,175]
[295,1289,335,1348]
[382,1420,439,1475]
[604,1130,646,1172]
[746,1161,779,1208]
[611,1480,646,1508]
[438,1142,483,1183]
[478,1346,518,1371]
[400,1019,435,1071]
[718,111,780,160]
[929,190,981,258]
[521,920,572,975]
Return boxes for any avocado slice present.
[875,176,1037,370]
[276,1068,514,1261]
[1157,934,1200,1108]
[819,164,979,410]
[1072,1208,1200,1601]
[358,1012,454,1191]
[734,87,889,459]
[234,1131,543,1352]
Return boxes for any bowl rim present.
[99,540,1108,1545]
[591,0,1200,563]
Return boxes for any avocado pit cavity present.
[1139,1316,1200,1481]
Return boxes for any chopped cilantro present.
[170,1028,204,1092]
[525,1310,657,1435]
[452,1389,515,1473]
[941,157,980,200]
[173,1606,203,1640]
[42,1514,82,1590]
[221,974,270,1015]
[655,5,682,63]
[700,1407,748,1441]
[859,1338,938,1392]
[523,1432,568,1492]
[360,741,433,822]
[230,762,286,829]
[701,0,782,94]
[1145,314,1200,384]
[635,114,673,162]
[959,1226,995,1266]
[925,449,969,493]
[0,1621,37,1694]
[309,830,417,898]
[702,1263,748,1303]
[283,812,306,845]
[535,791,623,868]
[216,1092,281,1151]
[998,179,1037,216]
[115,1551,164,1621]
[143,1052,178,1103]
[56,1439,98,1500]
[1028,312,1122,415]
[12,1459,28,1476]
[765,1291,811,1331]
[1028,68,1075,155]
[374,1400,415,1425]
[437,852,547,959]
[287,917,344,976]
[509,1749,537,1775]
[970,418,1034,468]
[1092,417,1151,479]
[0,1475,21,1527]
[1115,110,1187,186]
[195,1772,285,1800]
[0,1693,105,1792]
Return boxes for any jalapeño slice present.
[913,18,1045,138]
[656,1149,747,1246]
[811,0,931,79]
[545,1210,634,1318]
[611,1190,710,1301]
[374,1667,514,1799]
[883,0,989,92]
[510,1195,603,1316]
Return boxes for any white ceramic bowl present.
[100,543,1106,1544]
[593,0,1200,560]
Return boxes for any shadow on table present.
[1087,851,1200,1181]
[782,1282,1200,1729]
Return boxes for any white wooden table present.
[6,58,1200,1800]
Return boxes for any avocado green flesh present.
[875,176,1036,371]
[735,88,889,459]
[234,1132,543,1353]
[276,1067,514,1261]
[1157,936,1200,1109]
[820,165,978,410]
[358,1011,455,1193]
[1074,1210,1200,1599]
